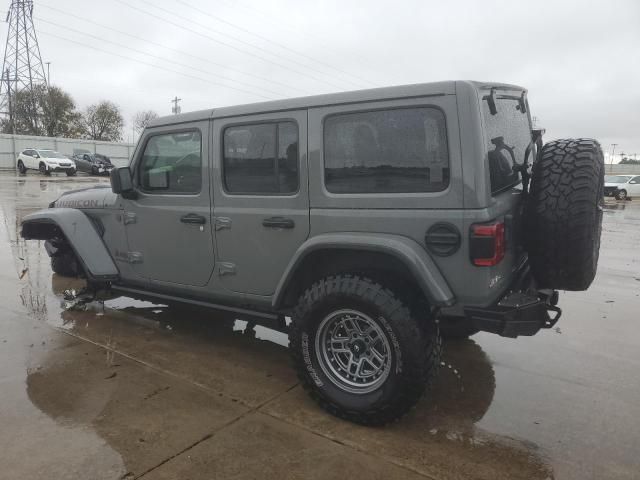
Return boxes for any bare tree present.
[82,101,124,141]
[133,110,159,133]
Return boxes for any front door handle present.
[180,213,206,225]
[262,216,295,229]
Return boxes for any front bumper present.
[604,186,619,197]
[464,264,561,338]
[46,163,75,172]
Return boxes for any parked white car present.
[604,175,640,200]
[16,149,77,176]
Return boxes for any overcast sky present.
[6,0,639,160]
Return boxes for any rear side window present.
[324,107,449,194]
[481,91,531,194]
[223,122,298,194]
[138,131,202,194]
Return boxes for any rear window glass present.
[481,91,531,194]
[324,107,449,194]
[223,122,299,194]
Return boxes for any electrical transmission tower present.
[0,0,48,132]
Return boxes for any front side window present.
[324,107,449,194]
[223,121,298,194]
[138,131,202,194]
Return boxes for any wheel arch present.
[272,233,455,310]
[21,208,119,282]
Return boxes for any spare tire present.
[526,138,604,291]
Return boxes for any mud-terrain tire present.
[290,274,441,425]
[17,160,27,174]
[438,316,479,340]
[526,138,604,291]
[615,189,627,201]
[51,251,81,277]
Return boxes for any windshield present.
[605,175,631,183]
[38,150,67,159]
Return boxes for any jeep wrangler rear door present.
[212,110,309,296]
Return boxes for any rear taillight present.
[470,221,505,266]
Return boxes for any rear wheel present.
[290,275,441,425]
[17,160,27,174]
[615,189,627,201]
[526,138,604,291]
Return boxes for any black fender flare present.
[21,208,119,282]
[272,233,456,309]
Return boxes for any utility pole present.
[0,1,48,125]
[609,143,617,172]
[45,61,50,85]
[171,96,182,115]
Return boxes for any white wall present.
[0,133,135,169]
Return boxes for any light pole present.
[609,143,617,172]
[45,62,51,85]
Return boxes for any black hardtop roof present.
[148,80,525,128]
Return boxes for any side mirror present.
[34,153,40,158]
[110,167,135,198]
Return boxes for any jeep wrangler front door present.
[122,122,215,286]
[212,110,309,296]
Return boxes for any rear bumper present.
[464,264,561,338]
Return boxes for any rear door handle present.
[262,216,295,229]
[180,213,206,225]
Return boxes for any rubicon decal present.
[55,199,101,209]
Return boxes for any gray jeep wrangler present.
[21,81,604,425]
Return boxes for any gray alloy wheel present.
[615,189,627,201]
[39,162,50,175]
[315,309,392,394]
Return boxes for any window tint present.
[631,176,640,183]
[139,131,202,194]
[323,108,449,194]
[481,92,531,194]
[223,121,298,194]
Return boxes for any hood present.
[604,182,625,188]
[51,185,119,210]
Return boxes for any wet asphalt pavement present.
[0,171,639,480]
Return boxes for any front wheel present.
[66,169,76,177]
[290,275,441,425]
[39,162,51,176]
[615,189,627,201]
[51,252,82,277]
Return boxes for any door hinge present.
[218,262,236,276]
[214,216,232,231]
[123,211,137,225]
[127,252,143,264]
